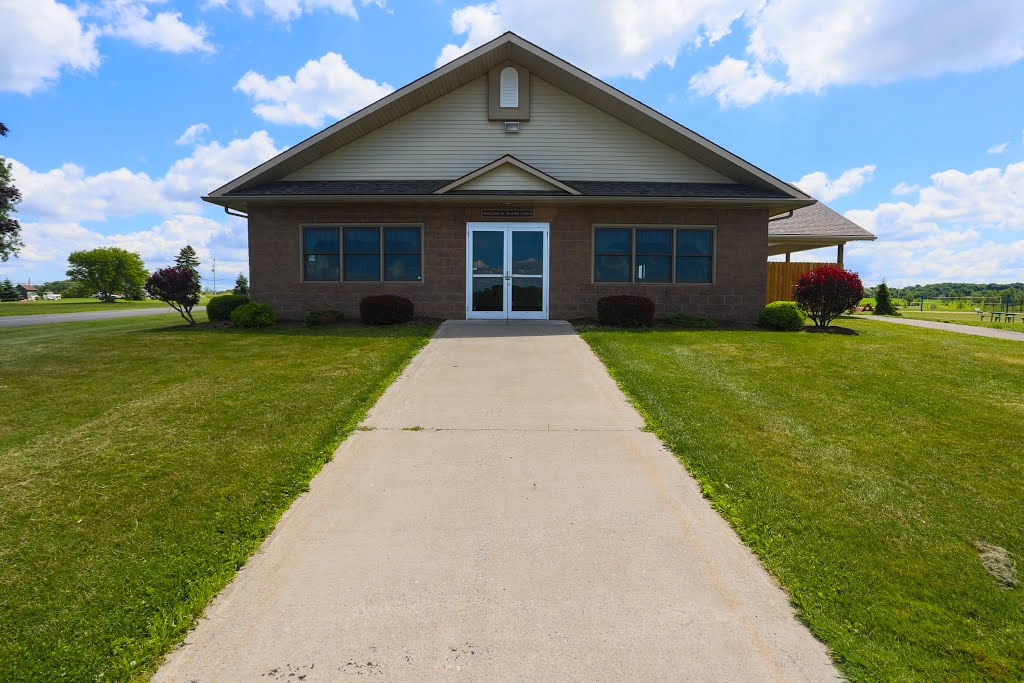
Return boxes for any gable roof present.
[205,32,810,208]
[434,155,581,195]
[769,202,875,241]
[17,283,37,291]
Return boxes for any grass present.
[854,309,1024,331]
[0,315,434,681]
[580,319,1023,682]
[0,298,167,316]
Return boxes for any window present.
[593,226,714,284]
[302,226,422,282]
[499,67,519,108]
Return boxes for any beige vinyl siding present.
[455,163,562,191]
[286,77,735,183]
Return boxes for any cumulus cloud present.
[793,165,876,201]
[843,160,1024,285]
[95,0,214,54]
[203,0,386,23]
[987,141,1008,155]
[235,53,394,127]
[0,0,101,94]
[175,122,210,146]
[435,0,752,76]
[688,57,784,108]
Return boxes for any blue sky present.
[2,0,1023,288]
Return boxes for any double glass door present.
[467,223,549,319]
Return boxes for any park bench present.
[975,308,1020,323]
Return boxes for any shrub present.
[873,282,899,316]
[304,309,343,326]
[359,295,414,325]
[145,267,201,325]
[230,302,276,328]
[665,312,718,329]
[759,301,807,331]
[794,265,864,328]
[207,294,250,321]
[597,295,655,327]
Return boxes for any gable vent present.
[499,67,519,108]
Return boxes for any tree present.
[794,265,864,328]
[66,247,148,303]
[232,273,249,296]
[174,245,200,276]
[146,267,201,325]
[0,277,18,302]
[873,281,899,316]
[1,121,23,262]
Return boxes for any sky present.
[1,0,1023,289]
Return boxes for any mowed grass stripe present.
[0,316,435,681]
[580,320,1023,682]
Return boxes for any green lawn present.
[0,315,434,681]
[0,298,167,316]
[581,320,1023,682]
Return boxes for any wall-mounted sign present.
[481,209,535,218]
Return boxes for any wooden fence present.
[766,262,834,304]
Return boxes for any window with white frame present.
[302,226,422,282]
[593,226,714,283]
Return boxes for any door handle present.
[504,273,511,281]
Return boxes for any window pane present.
[594,254,631,282]
[472,231,504,275]
[594,228,631,254]
[304,227,339,254]
[636,255,671,282]
[636,229,672,255]
[344,227,380,254]
[511,231,543,275]
[385,254,421,281]
[304,254,340,281]
[512,277,543,311]
[676,229,713,256]
[472,277,503,311]
[344,254,381,281]
[384,227,421,254]
[676,256,712,283]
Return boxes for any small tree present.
[146,267,201,325]
[174,245,200,276]
[0,277,18,302]
[794,265,864,328]
[233,273,249,296]
[67,247,148,302]
[1,121,24,262]
[873,281,898,316]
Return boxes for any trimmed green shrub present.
[597,295,655,327]
[759,301,807,331]
[360,295,414,325]
[230,302,276,328]
[304,309,343,326]
[665,312,718,329]
[873,282,899,316]
[207,294,250,321]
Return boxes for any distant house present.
[15,284,38,300]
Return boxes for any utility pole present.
[212,257,217,295]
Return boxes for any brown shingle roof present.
[768,202,874,239]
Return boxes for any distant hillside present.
[866,282,1024,299]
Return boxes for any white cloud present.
[0,0,101,94]
[688,57,784,108]
[175,123,210,146]
[435,0,753,76]
[691,0,1024,106]
[987,141,1009,155]
[9,131,280,221]
[95,0,214,54]
[793,165,876,201]
[204,0,385,23]
[843,160,1024,285]
[235,52,394,127]
[892,181,921,196]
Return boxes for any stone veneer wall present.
[247,203,768,322]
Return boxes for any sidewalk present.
[155,320,838,682]
[858,315,1024,341]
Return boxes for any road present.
[0,306,205,328]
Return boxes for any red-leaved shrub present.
[145,266,201,325]
[794,265,864,328]
[360,295,414,324]
[597,295,655,327]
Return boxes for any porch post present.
[837,243,845,269]
[785,252,791,263]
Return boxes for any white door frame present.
[466,222,550,320]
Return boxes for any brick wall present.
[247,202,768,322]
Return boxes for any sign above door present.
[481,209,535,218]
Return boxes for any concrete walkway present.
[859,314,1024,341]
[155,320,839,682]
[0,306,202,328]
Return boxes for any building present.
[204,32,874,322]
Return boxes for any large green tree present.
[233,273,249,296]
[0,121,23,262]
[0,277,18,302]
[66,248,149,303]
[174,245,200,276]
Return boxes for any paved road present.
[0,306,204,328]
[156,320,839,682]
[859,314,1024,341]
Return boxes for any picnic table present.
[976,308,1020,323]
